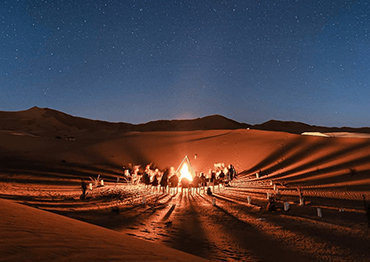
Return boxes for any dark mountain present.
[0,107,249,135]
[0,107,368,135]
[253,120,370,134]
[137,115,250,131]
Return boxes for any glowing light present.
[179,162,193,182]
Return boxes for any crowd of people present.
[121,163,237,195]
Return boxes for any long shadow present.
[217,189,367,228]
[261,139,331,178]
[57,193,172,230]
[240,137,303,176]
[281,154,370,183]
[214,194,370,260]
[181,131,232,143]
[296,168,370,186]
[161,203,176,221]
[196,194,312,261]
[169,193,212,259]
[272,141,370,181]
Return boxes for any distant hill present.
[136,115,250,131]
[0,107,368,135]
[0,107,133,135]
[253,120,370,134]
[0,107,249,135]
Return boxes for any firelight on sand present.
[179,162,193,182]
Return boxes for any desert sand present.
[0,108,369,261]
[0,198,206,261]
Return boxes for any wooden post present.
[317,207,322,217]
[212,197,216,206]
[284,202,290,211]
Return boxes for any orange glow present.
[179,162,193,182]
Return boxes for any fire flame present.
[179,162,193,182]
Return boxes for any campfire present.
[179,162,193,182]
[177,155,195,182]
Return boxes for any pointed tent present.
[176,155,196,181]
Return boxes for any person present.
[229,164,236,183]
[210,171,216,192]
[80,179,87,200]
[142,171,150,188]
[169,174,179,194]
[124,169,131,183]
[151,174,159,192]
[160,169,169,193]
[131,167,139,185]
[192,174,200,193]
[218,170,225,191]
[199,172,206,193]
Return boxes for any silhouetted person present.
[160,169,169,193]
[143,172,150,187]
[152,175,159,187]
[211,171,216,183]
[80,179,87,200]
[229,165,234,180]
[192,174,200,193]
[199,173,206,193]
[207,187,212,195]
[210,171,216,192]
[219,170,225,180]
[169,174,179,194]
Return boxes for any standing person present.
[169,174,179,194]
[143,171,150,188]
[209,171,216,194]
[151,173,159,192]
[80,179,87,200]
[229,164,236,185]
[160,169,169,193]
[192,173,200,194]
[199,172,206,193]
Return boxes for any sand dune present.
[1,127,369,199]
[0,198,205,261]
[1,107,369,261]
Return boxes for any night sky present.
[1,1,369,127]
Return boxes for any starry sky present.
[1,0,370,127]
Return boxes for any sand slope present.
[0,198,206,261]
